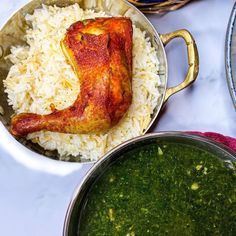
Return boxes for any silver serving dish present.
[226,1,236,109]
[0,0,199,162]
[63,132,236,235]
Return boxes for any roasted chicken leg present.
[11,17,133,136]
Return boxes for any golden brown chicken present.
[11,17,133,136]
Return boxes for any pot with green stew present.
[63,132,236,236]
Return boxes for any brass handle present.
[160,29,199,103]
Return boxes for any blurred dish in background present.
[127,0,192,14]
[226,2,236,109]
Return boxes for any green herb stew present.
[79,142,236,235]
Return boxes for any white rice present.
[4,4,164,161]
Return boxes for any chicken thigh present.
[11,17,133,136]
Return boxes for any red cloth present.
[187,132,236,153]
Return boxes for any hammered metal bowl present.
[0,0,198,162]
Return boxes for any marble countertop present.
[0,0,235,235]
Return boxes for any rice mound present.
[4,4,164,161]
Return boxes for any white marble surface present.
[0,0,235,235]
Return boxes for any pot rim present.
[62,131,236,236]
[0,0,168,164]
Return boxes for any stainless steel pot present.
[63,132,236,236]
[0,0,199,162]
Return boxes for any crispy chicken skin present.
[11,17,133,136]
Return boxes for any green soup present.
[78,142,236,235]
